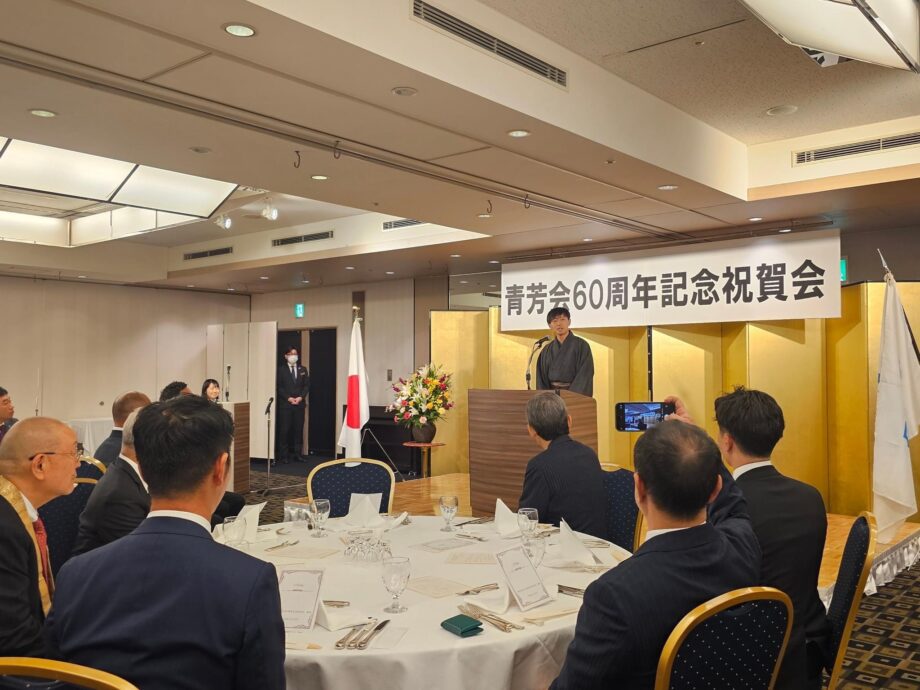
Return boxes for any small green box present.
[441,614,483,637]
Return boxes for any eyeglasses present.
[29,443,84,461]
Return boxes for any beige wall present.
[0,276,249,422]
[842,226,920,283]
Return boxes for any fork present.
[458,604,513,633]
[462,602,524,630]
[457,583,500,596]
[265,539,300,552]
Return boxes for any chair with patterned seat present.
[307,459,395,518]
[0,657,138,690]
[823,511,877,689]
[602,467,641,552]
[655,587,793,690]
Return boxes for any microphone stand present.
[526,339,548,390]
[254,397,303,496]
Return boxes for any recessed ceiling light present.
[450,254,461,258]
[187,284,195,288]
[391,86,418,97]
[223,23,256,37]
[507,129,531,138]
[260,276,269,280]
[748,217,764,222]
[345,266,355,270]
[385,271,395,275]
[459,280,469,284]
[189,146,211,154]
[778,228,792,233]
[213,215,232,230]
[227,287,236,291]
[657,184,679,191]
[311,174,328,181]
[582,238,594,243]
[29,109,57,118]
[694,40,706,47]
[488,260,500,264]
[604,159,615,165]
[301,279,310,284]
[477,213,492,219]
[77,275,87,279]
[261,201,278,221]
[766,104,798,117]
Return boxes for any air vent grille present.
[272,230,334,247]
[795,130,920,164]
[382,218,425,231]
[413,1,567,87]
[183,246,232,261]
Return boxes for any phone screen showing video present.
[619,403,672,432]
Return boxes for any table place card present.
[495,545,554,612]
[407,576,469,599]
[413,538,472,553]
[278,568,324,630]
[446,551,496,565]
[238,502,266,543]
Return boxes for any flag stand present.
[359,425,406,482]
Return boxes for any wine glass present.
[310,499,331,538]
[439,495,459,532]
[522,534,545,567]
[382,556,411,613]
[517,508,539,537]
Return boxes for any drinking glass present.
[382,556,411,613]
[439,495,459,532]
[517,508,539,536]
[522,534,545,567]
[310,499,331,538]
[223,516,245,548]
[292,508,310,532]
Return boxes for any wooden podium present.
[468,390,598,516]
[219,401,250,493]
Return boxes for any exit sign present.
[840,257,848,283]
[294,303,305,319]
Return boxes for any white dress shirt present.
[644,522,706,543]
[731,460,773,480]
[146,510,213,536]
[20,490,38,521]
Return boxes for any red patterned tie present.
[32,517,54,595]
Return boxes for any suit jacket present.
[736,464,829,689]
[518,435,608,539]
[46,516,285,690]
[277,363,309,404]
[551,467,761,690]
[92,429,122,467]
[72,456,150,556]
[0,477,48,657]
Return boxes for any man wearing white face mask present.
[276,346,310,463]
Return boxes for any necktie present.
[291,365,296,381]
[32,517,54,595]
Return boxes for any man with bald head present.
[94,391,151,467]
[0,417,80,656]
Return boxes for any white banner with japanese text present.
[501,230,840,330]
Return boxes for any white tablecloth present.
[249,517,630,690]
[68,417,112,454]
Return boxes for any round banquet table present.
[250,516,631,690]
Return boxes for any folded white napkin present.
[494,499,520,537]
[212,523,225,543]
[237,502,266,543]
[343,494,384,528]
[315,601,373,631]
[469,585,558,615]
[543,519,596,568]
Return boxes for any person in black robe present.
[536,307,594,397]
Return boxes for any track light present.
[214,214,232,230]
[261,201,278,221]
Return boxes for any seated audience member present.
[0,418,80,656]
[73,408,149,555]
[0,386,17,444]
[93,390,151,467]
[551,419,761,690]
[160,379,244,525]
[46,396,285,690]
[518,392,607,539]
[158,380,192,402]
[202,378,221,403]
[714,387,829,690]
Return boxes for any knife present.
[356,619,390,649]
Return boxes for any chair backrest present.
[824,511,876,688]
[307,459,395,518]
[603,468,639,552]
[0,657,138,690]
[655,587,793,690]
[78,457,106,480]
[38,479,96,577]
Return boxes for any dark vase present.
[411,423,437,444]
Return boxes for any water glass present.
[522,534,545,568]
[439,495,459,532]
[223,516,245,548]
[517,508,539,536]
[292,508,310,532]
[345,530,371,560]
[309,499,331,538]
[382,556,411,613]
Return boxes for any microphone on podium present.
[526,337,551,389]
[264,397,274,416]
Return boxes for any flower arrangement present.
[387,363,454,428]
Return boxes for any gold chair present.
[82,457,107,476]
[307,458,396,517]
[633,510,645,553]
[0,657,138,690]
[655,587,793,690]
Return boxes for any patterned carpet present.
[244,469,307,524]
[831,563,920,689]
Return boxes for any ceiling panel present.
[628,210,729,232]
[592,197,679,218]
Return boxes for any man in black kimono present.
[536,307,594,397]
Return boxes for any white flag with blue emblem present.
[872,271,920,544]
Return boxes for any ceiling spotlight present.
[450,254,461,258]
[227,287,236,291]
[459,280,469,284]
[29,109,57,118]
[223,23,255,37]
[301,279,310,284]
[582,238,593,242]
[77,275,87,279]
[391,86,418,97]
[488,260,500,264]
[385,271,395,275]
[748,217,764,222]
[778,228,793,233]
[507,129,531,138]
[478,212,492,219]
[311,174,328,181]
[189,146,211,154]
[657,184,679,191]
[214,215,232,230]
[345,266,355,270]
[261,201,278,221]
[765,105,798,117]
[260,276,269,280]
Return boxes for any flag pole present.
[877,249,891,276]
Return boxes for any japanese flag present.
[338,319,369,458]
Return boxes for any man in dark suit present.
[93,390,150,467]
[46,395,285,690]
[551,418,761,690]
[518,391,607,539]
[0,386,16,445]
[715,387,829,690]
[73,408,150,555]
[0,417,81,656]
[276,346,309,463]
